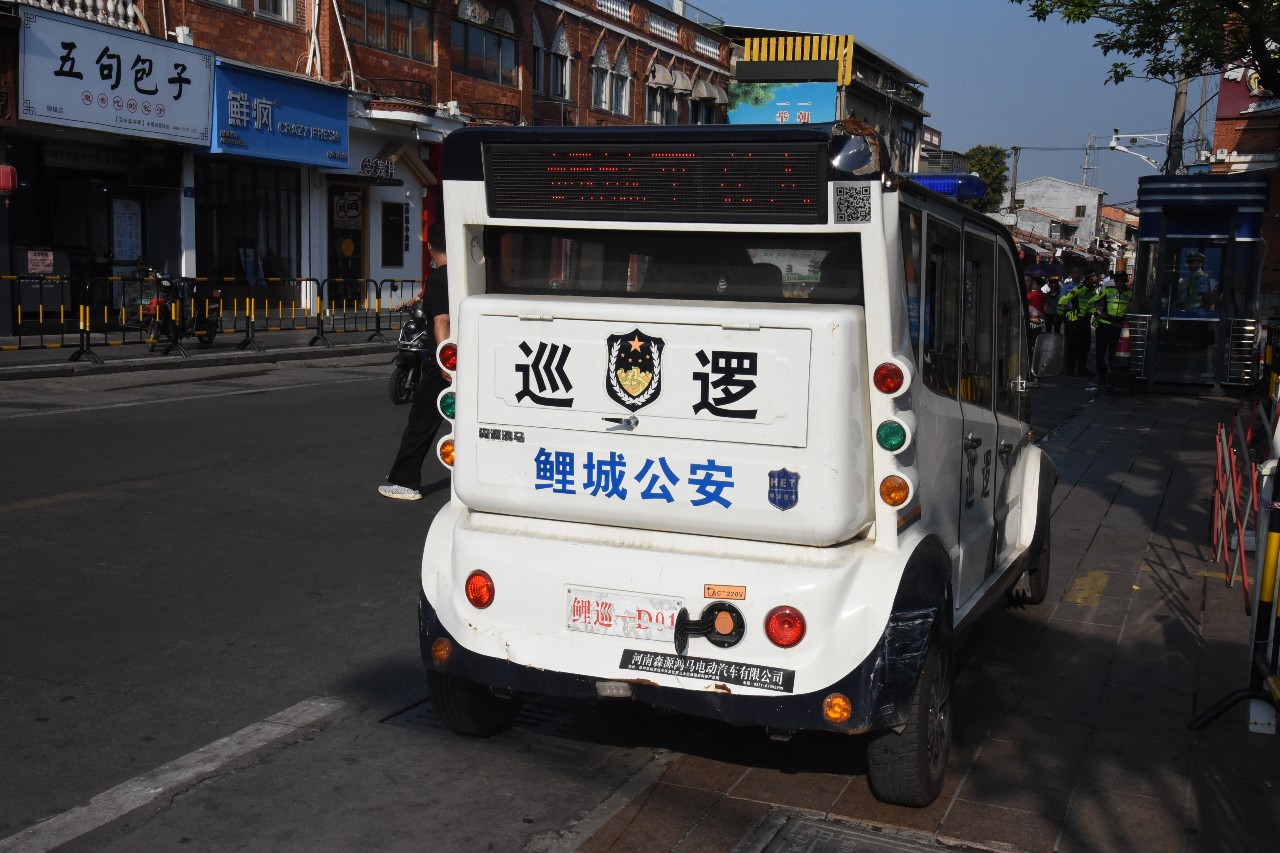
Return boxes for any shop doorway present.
[327,185,366,305]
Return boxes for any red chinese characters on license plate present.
[565,587,683,642]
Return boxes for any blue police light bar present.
[904,173,987,201]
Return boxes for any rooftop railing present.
[9,0,140,32]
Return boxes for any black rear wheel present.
[427,670,521,737]
[866,638,953,807]
[389,366,414,405]
[196,320,219,347]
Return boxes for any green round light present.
[876,420,907,452]
[439,390,456,420]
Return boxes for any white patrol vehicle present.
[418,121,1057,807]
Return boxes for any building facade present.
[721,26,929,174]
[0,1,732,333]
[1210,56,1280,297]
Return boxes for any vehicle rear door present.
[955,231,999,605]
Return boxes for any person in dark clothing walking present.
[379,222,451,501]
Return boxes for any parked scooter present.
[389,306,435,404]
[142,267,222,353]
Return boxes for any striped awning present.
[671,69,692,93]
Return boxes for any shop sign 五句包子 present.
[19,8,213,145]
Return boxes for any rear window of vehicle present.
[484,227,864,304]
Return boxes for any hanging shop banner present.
[727,81,838,125]
[18,8,213,144]
[210,63,349,167]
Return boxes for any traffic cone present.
[1109,322,1133,395]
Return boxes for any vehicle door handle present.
[999,441,1014,455]
[963,433,982,451]
[604,415,638,430]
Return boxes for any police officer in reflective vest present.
[1088,271,1133,384]
[1058,273,1095,377]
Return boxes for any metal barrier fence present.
[2,276,420,362]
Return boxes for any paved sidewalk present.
[573,377,1280,852]
[0,325,395,381]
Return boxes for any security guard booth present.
[1130,173,1271,390]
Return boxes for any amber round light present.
[823,693,853,724]
[873,362,904,395]
[431,637,452,665]
[438,437,455,468]
[438,341,458,373]
[764,606,806,648]
[880,475,911,506]
[464,570,495,609]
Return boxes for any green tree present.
[962,145,1011,214]
[727,82,783,110]
[1012,1,1280,94]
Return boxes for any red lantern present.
[0,164,17,194]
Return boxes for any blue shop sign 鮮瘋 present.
[211,63,348,167]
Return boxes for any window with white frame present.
[451,1,517,87]
[591,43,611,110]
[344,0,434,62]
[256,0,293,22]
[549,25,571,100]
[531,18,546,94]
[611,52,631,116]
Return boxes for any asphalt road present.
[0,358,661,851]
[0,359,1106,852]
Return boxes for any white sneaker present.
[379,484,422,501]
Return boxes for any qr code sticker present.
[834,184,872,223]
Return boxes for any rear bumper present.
[418,505,941,734]
[419,591,936,733]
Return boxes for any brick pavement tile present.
[1059,787,1191,853]
[577,782,723,853]
[670,796,772,853]
[1094,682,1197,736]
[1185,773,1280,853]
[660,756,749,794]
[1074,731,1192,801]
[1052,595,1132,627]
[728,767,851,812]
[938,800,1062,853]
[827,774,957,834]
[985,709,1093,750]
[1190,731,1280,786]
[954,739,1078,820]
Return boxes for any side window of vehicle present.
[961,232,994,408]
[995,249,1025,419]
[922,217,961,398]
[901,206,923,362]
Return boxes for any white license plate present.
[565,586,683,641]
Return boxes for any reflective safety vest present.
[1088,285,1132,325]
[1058,282,1091,322]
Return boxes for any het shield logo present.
[606,329,664,411]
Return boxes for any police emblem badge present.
[767,468,800,511]
[606,329,665,411]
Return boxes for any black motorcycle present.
[389,307,435,405]
[143,270,222,353]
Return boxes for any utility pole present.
[1165,70,1189,174]
[1081,133,1096,186]
[1008,146,1021,213]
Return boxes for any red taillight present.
[464,570,494,609]
[873,362,904,395]
[438,341,458,373]
[764,606,806,648]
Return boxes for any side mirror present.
[1032,331,1064,377]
